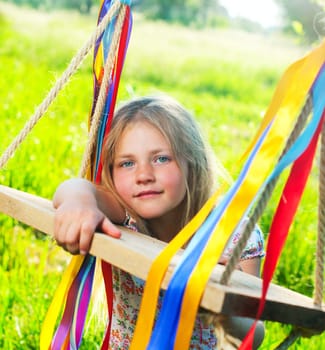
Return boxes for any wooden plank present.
[1,184,325,331]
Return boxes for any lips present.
[135,190,163,198]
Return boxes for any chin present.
[138,210,166,220]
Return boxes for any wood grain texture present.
[1,184,325,331]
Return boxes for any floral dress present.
[109,218,264,349]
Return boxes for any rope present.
[274,326,321,350]
[2,3,324,344]
[0,0,122,171]
[220,95,313,285]
[314,119,325,307]
[274,328,302,350]
[78,4,127,178]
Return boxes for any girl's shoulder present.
[223,217,265,260]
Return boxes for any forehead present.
[121,120,169,142]
[114,120,172,153]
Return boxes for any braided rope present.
[220,95,313,285]
[2,4,324,344]
[314,120,325,307]
[78,4,127,178]
[274,326,321,350]
[0,0,122,171]
[274,328,302,350]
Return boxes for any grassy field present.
[0,1,324,348]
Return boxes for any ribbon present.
[40,256,84,350]
[146,119,272,349]
[50,255,95,349]
[93,1,132,182]
[40,1,132,349]
[130,40,325,349]
[176,47,325,350]
[239,67,325,349]
[129,190,223,350]
[93,2,132,349]
[99,260,114,350]
[240,113,325,349]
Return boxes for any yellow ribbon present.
[40,255,84,349]
[93,41,104,82]
[174,40,325,349]
[241,42,325,162]
[130,40,325,349]
[40,2,113,348]
[40,39,325,350]
[130,189,225,349]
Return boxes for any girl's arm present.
[217,256,264,349]
[218,256,261,277]
[239,257,261,276]
[53,178,124,255]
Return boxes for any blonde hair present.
[101,95,217,235]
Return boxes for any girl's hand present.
[54,200,121,255]
[53,178,124,255]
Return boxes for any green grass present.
[0,1,324,348]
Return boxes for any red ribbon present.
[101,260,114,350]
[95,6,131,184]
[240,111,325,349]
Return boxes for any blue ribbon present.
[147,63,325,349]
[120,0,132,5]
[266,63,325,184]
[93,4,133,178]
[147,120,272,349]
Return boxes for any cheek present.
[163,168,187,198]
[112,170,132,201]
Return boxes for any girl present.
[54,95,265,349]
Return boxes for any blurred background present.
[2,0,325,43]
[1,0,325,349]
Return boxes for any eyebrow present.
[115,148,172,159]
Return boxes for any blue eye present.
[121,160,134,168]
[155,156,170,164]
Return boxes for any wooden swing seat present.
[1,183,325,333]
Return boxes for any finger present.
[54,210,74,244]
[79,221,97,255]
[54,219,71,247]
[54,211,67,243]
[101,217,121,238]
[65,243,80,255]
[64,243,79,255]
[62,222,83,254]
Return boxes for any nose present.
[136,162,155,184]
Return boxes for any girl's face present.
[112,120,187,225]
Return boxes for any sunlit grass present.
[0,2,324,348]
